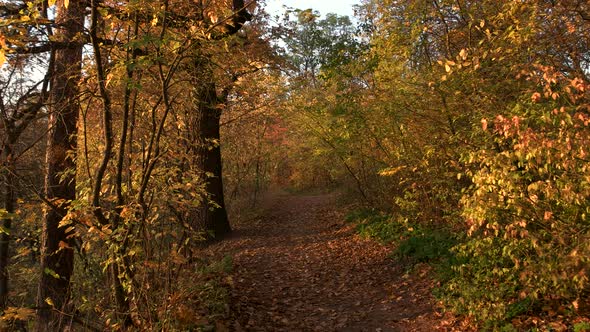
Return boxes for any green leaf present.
[43,268,60,279]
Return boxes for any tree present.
[190,59,232,238]
[276,11,385,199]
[280,10,361,82]
[36,0,84,329]
[0,1,54,313]
[184,0,254,240]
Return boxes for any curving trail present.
[204,192,465,331]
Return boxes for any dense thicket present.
[0,0,588,330]
[0,0,274,330]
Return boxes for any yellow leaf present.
[208,12,219,24]
[0,51,5,68]
[378,166,406,176]
[45,298,54,307]
[2,307,35,321]
[49,0,56,6]
[445,64,451,72]
[481,118,488,131]
[101,226,112,235]
[459,49,467,60]
[105,73,113,87]
[14,307,35,320]
[64,0,69,8]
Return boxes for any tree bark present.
[0,144,15,309]
[186,0,252,240]
[36,0,84,330]
[193,72,231,239]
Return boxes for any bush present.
[438,236,534,323]
[441,72,590,325]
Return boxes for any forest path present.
[205,191,457,331]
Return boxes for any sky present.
[264,0,360,19]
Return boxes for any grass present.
[346,208,458,266]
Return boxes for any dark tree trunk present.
[159,0,252,243]
[36,0,84,330]
[194,76,231,239]
[183,0,253,241]
[0,145,15,309]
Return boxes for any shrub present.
[444,72,590,324]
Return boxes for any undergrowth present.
[346,208,458,265]
[347,208,590,330]
[158,255,234,331]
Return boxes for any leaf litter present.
[202,192,468,331]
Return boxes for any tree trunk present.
[184,0,252,241]
[194,77,231,239]
[36,0,84,330]
[0,145,15,309]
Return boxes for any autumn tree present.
[36,0,84,329]
[168,0,256,240]
[0,0,87,329]
[275,10,388,200]
[0,1,56,315]
[48,0,268,328]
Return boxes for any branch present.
[9,37,120,55]
[89,0,113,226]
[206,0,254,39]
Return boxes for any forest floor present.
[202,191,469,331]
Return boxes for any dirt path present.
[205,192,461,331]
